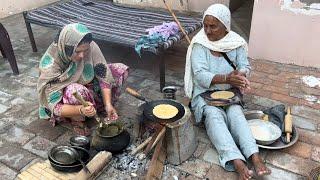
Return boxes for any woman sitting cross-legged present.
[37,23,128,136]
[184,4,271,180]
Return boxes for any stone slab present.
[205,163,237,180]
[264,164,305,180]
[25,119,66,141]
[0,91,13,104]
[22,136,57,159]
[266,151,320,176]
[0,163,18,180]
[175,159,211,179]
[0,104,9,114]
[0,145,37,171]
[0,126,35,145]
[202,148,220,166]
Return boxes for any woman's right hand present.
[79,102,96,117]
[226,71,248,89]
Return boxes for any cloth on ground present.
[263,104,290,144]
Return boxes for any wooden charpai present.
[152,104,179,119]
[210,91,235,99]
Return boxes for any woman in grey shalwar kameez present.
[184,4,271,180]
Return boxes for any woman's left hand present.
[105,104,118,123]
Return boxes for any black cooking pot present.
[91,122,130,153]
[48,146,90,172]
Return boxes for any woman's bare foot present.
[233,159,253,180]
[251,153,271,176]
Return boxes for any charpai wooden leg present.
[0,44,6,58]
[159,54,165,92]
[0,23,19,75]
[23,11,37,52]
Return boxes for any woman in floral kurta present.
[37,23,128,136]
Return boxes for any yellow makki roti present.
[152,104,179,119]
[210,90,235,99]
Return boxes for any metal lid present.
[162,86,177,92]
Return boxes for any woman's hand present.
[79,102,96,117]
[105,104,118,123]
[226,71,248,88]
[227,70,251,93]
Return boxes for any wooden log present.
[143,124,163,156]
[140,125,166,160]
[145,134,167,180]
[131,136,152,155]
[150,126,166,150]
[75,151,112,180]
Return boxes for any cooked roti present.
[210,91,235,99]
[152,104,179,119]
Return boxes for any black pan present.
[48,145,79,165]
[142,99,185,122]
[48,146,90,172]
[126,87,185,122]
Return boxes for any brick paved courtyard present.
[0,10,319,180]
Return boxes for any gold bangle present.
[79,106,85,116]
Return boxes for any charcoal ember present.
[112,152,144,172]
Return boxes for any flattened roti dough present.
[152,104,179,119]
[210,91,235,99]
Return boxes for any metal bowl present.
[244,110,265,120]
[248,119,282,145]
[48,146,79,165]
[70,135,90,150]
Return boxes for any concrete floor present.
[0,1,319,179]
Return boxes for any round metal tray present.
[256,126,299,150]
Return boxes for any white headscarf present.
[184,4,248,98]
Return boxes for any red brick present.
[249,77,273,85]
[300,67,320,77]
[300,86,320,96]
[297,128,320,146]
[268,74,289,83]
[252,63,281,75]
[250,82,264,89]
[266,151,320,176]
[248,88,272,98]
[281,64,302,74]
[270,93,300,105]
[311,146,320,163]
[261,85,289,95]
[280,141,312,159]
[279,71,300,79]
[291,106,320,122]
[299,99,320,110]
